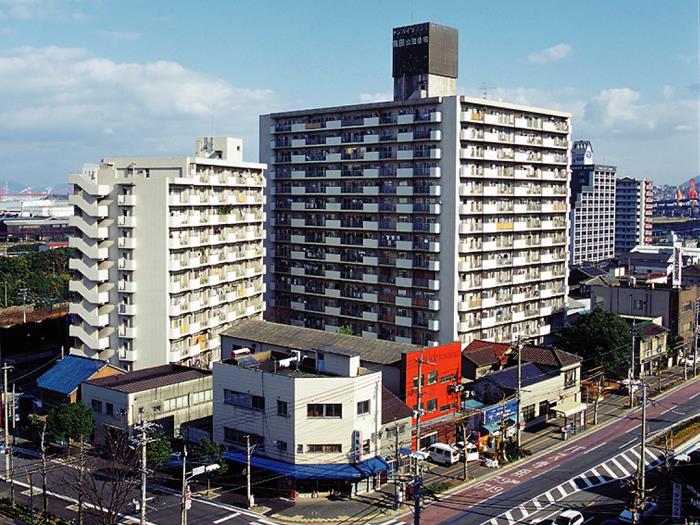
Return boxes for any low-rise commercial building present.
[81,364,212,443]
[632,321,669,376]
[213,340,386,497]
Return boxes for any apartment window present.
[522,404,536,421]
[91,399,102,413]
[307,444,342,453]
[191,390,212,405]
[307,403,342,418]
[412,375,424,388]
[564,370,577,388]
[223,427,264,450]
[276,440,288,452]
[105,403,114,416]
[426,371,438,385]
[426,399,438,412]
[357,400,370,415]
[297,444,304,454]
[440,404,451,412]
[163,395,189,412]
[440,374,456,384]
[277,400,288,417]
[363,439,371,455]
[224,389,265,411]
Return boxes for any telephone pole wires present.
[246,435,255,509]
[134,409,155,525]
[514,335,523,450]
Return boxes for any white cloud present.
[0,0,86,20]
[662,85,675,99]
[359,92,391,104]
[0,46,282,186]
[91,30,141,41]
[527,43,571,64]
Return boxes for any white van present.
[427,443,460,466]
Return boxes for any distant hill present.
[0,180,70,196]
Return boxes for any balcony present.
[117,280,136,293]
[118,325,136,338]
[118,237,136,249]
[69,236,109,260]
[117,194,135,206]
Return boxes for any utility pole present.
[180,444,187,525]
[39,418,47,518]
[246,435,255,508]
[412,456,423,525]
[629,323,636,408]
[394,425,401,509]
[693,299,699,378]
[19,288,28,324]
[515,335,522,450]
[593,373,602,425]
[414,351,424,451]
[633,382,648,525]
[134,410,154,525]
[461,423,468,481]
[2,363,12,502]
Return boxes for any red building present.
[399,341,463,449]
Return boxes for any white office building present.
[68,137,266,370]
[569,140,616,265]
[615,177,653,254]
[260,22,571,347]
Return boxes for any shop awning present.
[224,451,390,480]
[555,402,588,418]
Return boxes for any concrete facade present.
[569,141,616,265]
[261,95,570,347]
[81,365,213,443]
[615,177,653,254]
[68,137,265,370]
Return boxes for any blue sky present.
[0,0,697,188]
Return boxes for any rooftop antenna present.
[480,82,494,99]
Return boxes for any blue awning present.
[224,451,389,480]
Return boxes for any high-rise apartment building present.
[260,23,570,347]
[569,140,616,265]
[68,137,265,370]
[615,177,653,254]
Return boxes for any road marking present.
[583,518,595,524]
[577,474,594,488]
[556,485,568,498]
[532,500,542,509]
[618,438,636,449]
[690,391,700,400]
[611,457,631,477]
[620,453,638,470]
[628,448,641,459]
[590,468,606,484]
[213,513,241,524]
[645,448,659,462]
[583,441,607,454]
[519,506,529,518]
[544,492,555,503]
[504,511,514,523]
[568,480,579,492]
[600,463,618,479]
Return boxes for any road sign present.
[519,420,525,430]
[185,485,192,510]
[672,482,682,520]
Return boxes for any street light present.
[181,445,219,525]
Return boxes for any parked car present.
[618,500,658,523]
[554,510,584,525]
[453,441,480,462]
[426,443,460,466]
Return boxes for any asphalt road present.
[386,375,700,525]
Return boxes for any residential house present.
[36,355,123,411]
[81,364,212,443]
[632,321,669,375]
[461,340,510,381]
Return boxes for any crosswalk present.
[482,445,663,525]
[377,519,409,525]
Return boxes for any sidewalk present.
[267,366,691,524]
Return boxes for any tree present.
[192,439,228,496]
[338,324,353,336]
[556,307,632,375]
[146,429,172,467]
[64,427,141,525]
[47,402,95,451]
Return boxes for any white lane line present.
[504,511,515,524]
[545,492,555,503]
[578,475,594,488]
[213,513,241,524]
[591,468,606,484]
[532,500,543,509]
[628,448,641,459]
[620,453,638,470]
[611,458,631,477]
[618,438,636,449]
[690,391,700,400]
[568,480,579,492]
[645,448,659,462]
[583,518,595,524]
[556,485,568,498]
[519,506,529,518]
[601,463,619,479]
[583,441,607,454]
[489,519,498,525]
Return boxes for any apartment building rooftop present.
[222,319,422,365]
[85,364,211,393]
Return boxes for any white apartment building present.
[213,332,385,495]
[260,22,570,347]
[615,177,653,254]
[570,140,616,265]
[68,137,266,371]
